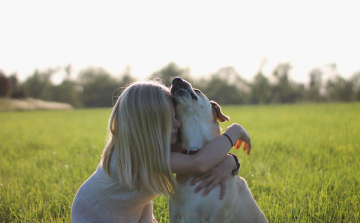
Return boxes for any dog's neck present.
[180,116,221,154]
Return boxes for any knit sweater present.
[71,152,158,223]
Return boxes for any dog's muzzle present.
[171,77,197,101]
[173,89,192,102]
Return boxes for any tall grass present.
[224,103,360,222]
[0,103,359,222]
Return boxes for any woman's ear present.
[210,101,230,122]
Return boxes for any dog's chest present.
[170,174,240,222]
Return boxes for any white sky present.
[1,0,359,84]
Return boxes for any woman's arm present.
[190,154,236,199]
[170,123,250,175]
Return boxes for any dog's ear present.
[210,101,230,122]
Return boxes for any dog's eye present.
[194,89,201,94]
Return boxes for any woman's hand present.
[189,154,235,199]
[226,124,251,155]
[234,139,251,155]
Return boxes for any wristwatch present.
[228,153,240,175]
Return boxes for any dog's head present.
[170,77,229,152]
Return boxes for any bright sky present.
[1,0,359,84]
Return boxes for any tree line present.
[1,62,359,108]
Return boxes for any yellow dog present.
[169,77,267,223]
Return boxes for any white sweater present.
[71,153,158,223]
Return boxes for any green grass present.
[0,103,359,222]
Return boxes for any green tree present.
[8,73,26,98]
[119,66,137,86]
[249,71,272,104]
[77,67,120,107]
[350,71,360,101]
[325,76,354,102]
[198,67,248,105]
[49,65,83,107]
[21,69,55,100]
[304,68,323,102]
[271,63,303,103]
[51,80,83,107]
[0,70,12,97]
[111,66,138,102]
[151,63,192,87]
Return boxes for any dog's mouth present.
[170,77,198,101]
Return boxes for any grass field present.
[0,103,359,222]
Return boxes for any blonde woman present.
[71,80,251,223]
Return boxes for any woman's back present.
[71,151,157,223]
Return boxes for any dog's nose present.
[172,77,183,85]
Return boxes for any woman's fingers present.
[189,172,210,186]
[234,140,243,150]
[246,139,251,155]
[235,139,251,155]
[219,181,227,199]
[192,155,234,198]
[193,175,214,193]
[244,142,251,155]
[238,129,251,155]
[201,178,222,197]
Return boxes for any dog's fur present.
[169,78,267,223]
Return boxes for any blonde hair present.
[101,80,179,197]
